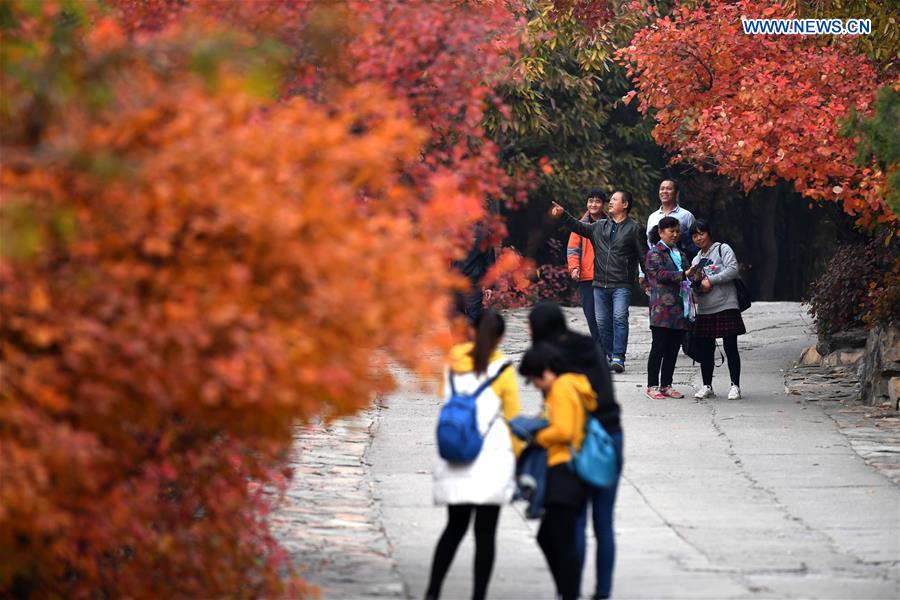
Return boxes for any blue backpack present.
[570,413,617,488]
[436,363,511,464]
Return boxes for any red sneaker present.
[659,386,684,399]
[645,387,666,400]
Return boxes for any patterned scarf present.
[664,242,694,321]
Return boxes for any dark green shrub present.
[805,232,899,337]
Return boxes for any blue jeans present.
[579,281,601,347]
[575,432,624,600]
[593,287,631,362]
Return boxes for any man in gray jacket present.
[551,191,647,372]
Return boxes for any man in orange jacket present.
[566,189,606,346]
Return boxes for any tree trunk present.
[756,186,779,301]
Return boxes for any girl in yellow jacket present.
[427,310,521,600]
[519,342,597,600]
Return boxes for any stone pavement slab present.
[272,413,405,599]
[785,364,900,485]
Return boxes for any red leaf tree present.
[109,0,534,279]
[619,0,894,225]
[0,1,506,596]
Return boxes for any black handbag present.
[682,331,725,365]
[734,277,752,312]
[682,331,702,362]
[712,243,751,312]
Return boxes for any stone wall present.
[859,325,900,409]
[800,324,900,409]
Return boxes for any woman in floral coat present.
[644,216,700,399]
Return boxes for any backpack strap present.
[469,361,511,399]
[448,368,458,397]
[443,362,511,438]
[474,362,511,436]
[446,361,509,399]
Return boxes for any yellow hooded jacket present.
[535,373,597,467]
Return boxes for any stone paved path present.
[272,412,404,598]
[785,364,900,485]
[273,302,900,599]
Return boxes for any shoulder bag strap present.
[569,389,595,456]
[713,340,726,367]
[714,241,742,288]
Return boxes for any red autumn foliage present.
[110,0,534,276]
[490,262,580,309]
[485,243,576,310]
[0,0,511,596]
[619,0,894,225]
[347,1,523,202]
[553,0,613,30]
[110,0,312,36]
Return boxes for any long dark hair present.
[470,309,505,375]
[528,301,568,345]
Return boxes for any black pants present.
[537,503,581,600]
[647,326,685,388]
[696,335,741,386]
[425,504,500,600]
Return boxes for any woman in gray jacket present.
[689,219,746,400]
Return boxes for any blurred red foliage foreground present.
[0,1,502,597]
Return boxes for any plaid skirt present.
[693,309,746,338]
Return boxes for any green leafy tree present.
[842,85,900,221]
[792,0,899,75]
[486,0,663,226]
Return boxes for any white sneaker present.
[728,384,742,400]
[694,385,715,399]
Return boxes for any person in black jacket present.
[551,192,647,374]
[452,224,496,324]
[528,301,624,600]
